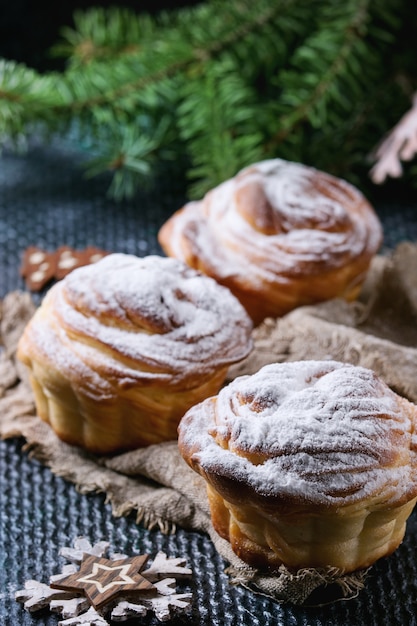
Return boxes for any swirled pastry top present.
[159,159,382,282]
[178,361,417,509]
[20,254,253,400]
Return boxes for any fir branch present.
[40,0,309,197]
[51,7,157,64]
[175,1,320,195]
[266,0,376,147]
[177,58,264,196]
[0,0,416,200]
[258,0,409,186]
[82,116,174,200]
[52,0,292,116]
[0,60,62,148]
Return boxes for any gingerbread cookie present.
[20,247,58,291]
[20,245,110,291]
[55,246,109,280]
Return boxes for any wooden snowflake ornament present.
[15,537,193,624]
[370,91,417,183]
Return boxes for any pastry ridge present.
[17,253,253,453]
[159,159,383,324]
[178,360,417,572]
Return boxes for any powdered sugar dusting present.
[23,254,253,396]
[166,159,382,282]
[179,361,417,507]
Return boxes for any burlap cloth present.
[1,241,416,606]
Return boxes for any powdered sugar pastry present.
[181,360,417,507]
[27,254,253,397]
[168,159,382,282]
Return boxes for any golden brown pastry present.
[178,360,417,573]
[159,159,383,325]
[17,253,253,454]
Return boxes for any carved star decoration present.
[15,537,192,624]
[50,553,155,609]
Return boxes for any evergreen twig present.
[0,0,415,200]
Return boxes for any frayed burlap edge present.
[225,562,370,606]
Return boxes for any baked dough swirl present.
[159,159,383,324]
[178,360,417,572]
[17,253,253,453]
